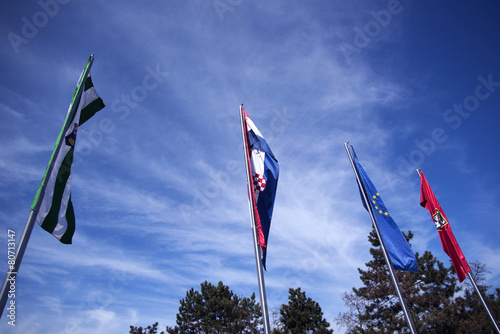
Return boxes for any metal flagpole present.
[416,169,500,333]
[0,55,95,318]
[345,142,417,334]
[240,104,271,334]
[467,272,500,333]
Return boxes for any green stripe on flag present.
[59,198,75,245]
[80,96,105,125]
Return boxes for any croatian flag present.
[242,108,279,270]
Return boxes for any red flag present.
[419,170,471,282]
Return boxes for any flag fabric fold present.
[419,170,471,282]
[351,147,418,272]
[242,108,279,269]
[33,71,104,244]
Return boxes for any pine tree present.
[336,229,460,333]
[130,322,164,334]
[166,281,262,334]
[452,261,500,333]
[273,287,333,334]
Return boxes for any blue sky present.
[1,1,500,333]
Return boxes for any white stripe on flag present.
[53,172,72,240]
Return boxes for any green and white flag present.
[31,66,105,244]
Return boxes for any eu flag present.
[350,146,417,272]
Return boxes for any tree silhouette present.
[166,281,262,334]
[336,228,500,333]
[273,287,333,334]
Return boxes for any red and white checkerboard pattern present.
[253,173,266,195]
